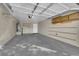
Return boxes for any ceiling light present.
[25,15,32,24]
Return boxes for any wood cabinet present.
[52,12,79,24]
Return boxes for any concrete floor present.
[0,33,79,56]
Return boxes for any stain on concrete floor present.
[0,33,79,56]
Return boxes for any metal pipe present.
[32,3,39,13]
[31,3,39,18]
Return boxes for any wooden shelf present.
[52,16,62,24]
[52,12,79,24]
[69,12,79,20]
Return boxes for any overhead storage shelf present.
[52,12,79,24]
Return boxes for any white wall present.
[0,4,17,48]
[23,23,33,34]
[38,19,79,47]
[16,23,38,35]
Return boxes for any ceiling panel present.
[43,9,57,16]
[32,3,37,5]
[32,15,47,23]
[13,11,28,22]
[38,3,50,8]
[9,3,20,6]
[17,3,35,10]
[12,6,32,14]
[41,13,53,18]
[62,3,79,10]
[9,3,34,11]
[49,3,67,13]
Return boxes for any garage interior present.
[0,3,79,56]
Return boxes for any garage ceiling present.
[3,3,79,23]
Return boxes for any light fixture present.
[25,15,32,24]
